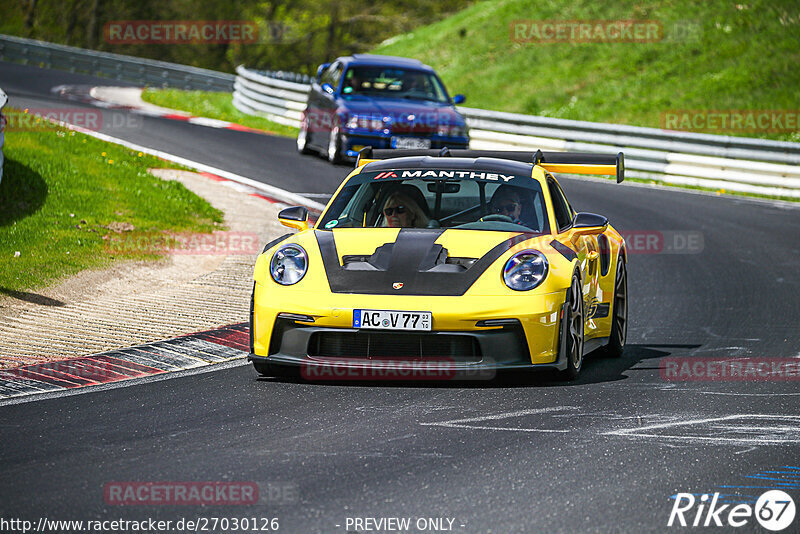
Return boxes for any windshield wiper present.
[400,94,439,102]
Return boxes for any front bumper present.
[341,130,470,158]
[250,285,570,377]
[248,320,568,379]
[248,350,567,381]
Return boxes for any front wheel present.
[327,125,343,164]
[603,257,627,357]
[559,274,585,381]
[296,115,313,154]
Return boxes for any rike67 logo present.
[669,490,795,531]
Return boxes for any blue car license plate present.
[391,137,431,149]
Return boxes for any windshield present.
[341,66,450,103]
[318,169,550,234]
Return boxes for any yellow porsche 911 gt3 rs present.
[248,149,627,380]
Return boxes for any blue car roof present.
[340,54,432,71]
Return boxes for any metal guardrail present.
[233,65,800,198]
[0,32,797,198]
[0,34,234,91]
[250,69,313,85]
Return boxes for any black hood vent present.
[316,229,531,296]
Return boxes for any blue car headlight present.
[502,250,548,291]
[437,123,468,137]
[345,114,387,131]
[270,244,308,285]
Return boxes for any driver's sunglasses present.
[383,205,407,217]
[493,202,519,214]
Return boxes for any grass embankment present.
[140,0,799,144]
[0,115,224,292]
[139,0,798,201]
[141,89,298,138]
[373,0,800,142]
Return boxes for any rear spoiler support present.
[356,147,625,183]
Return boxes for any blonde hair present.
[381,191,428,228]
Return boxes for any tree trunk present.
[325,2,339,59]
[23,0,38,37]
[86,0,100,49]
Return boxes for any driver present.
[489,185,523,224]
[401,71,424,94]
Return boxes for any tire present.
[296,115,313,155]
[603,257,627,357]
[559,273,585,381]
[327,124,343,164]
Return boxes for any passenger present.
[343,74,361,94]
[381,191,429,228]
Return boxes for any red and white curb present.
[0,323,251,400]
[53,84,274,135]
[196,171,320,223]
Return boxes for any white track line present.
[59,121,327,212]
[605,414,800,445]
[420,406,578,432]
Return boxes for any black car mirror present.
[278,206,310,232]
[572,212,608,235]
[316,63,330,82]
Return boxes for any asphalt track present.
[2,61,800,533]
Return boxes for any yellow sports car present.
[248,149,627,380]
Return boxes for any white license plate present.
[391,137,431,149]
[353,309,432,331]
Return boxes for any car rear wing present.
[356,148,625,183]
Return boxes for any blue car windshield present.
[341,67,450,103]
[318,170,551,234]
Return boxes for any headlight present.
[345,115,386,131]
[270,244,308,285]
[503,250,548,291]
[437,124,467,137]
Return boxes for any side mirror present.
[572,212,608,235]
[316,63,330,82]
[321,83,335,95]
[453,94,466,105]
[278,206,309,232]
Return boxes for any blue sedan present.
[297,54,469,163]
